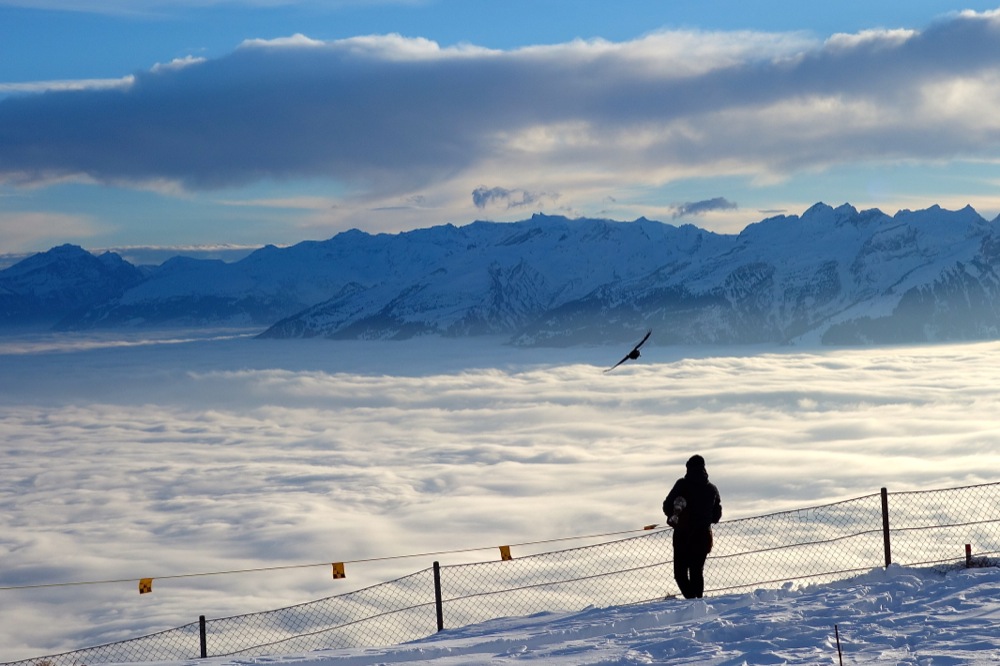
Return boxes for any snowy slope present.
[260,215,722,342]
[131,564,1000,666]
[513,203,1000,346]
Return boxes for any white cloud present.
[6,13,1000,252]
[240,33,327,49]
[1,334,999,658]
[0,75,134,95]
[150,55,207,73]
[4,14,1000,202]
[825,28,916,51]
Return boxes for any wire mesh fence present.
[7,481,999,666]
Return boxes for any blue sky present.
[3,1,1000,255]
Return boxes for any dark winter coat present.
[663,468,722,532]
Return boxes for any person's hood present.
[684,467,709,484]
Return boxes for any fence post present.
[199,615,207,658]
[966,544,973,568]
[880,487,891,567]
[433,561,444,632]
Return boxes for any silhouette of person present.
[663,454,722,599]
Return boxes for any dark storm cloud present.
[4,12,1000,196]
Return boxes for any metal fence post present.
[433,561,444,632]
[880,487,891,567]
[199,615,207,658]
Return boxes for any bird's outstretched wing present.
[634,328,652,351]
[605,353,632,373]
[604,329,653,372]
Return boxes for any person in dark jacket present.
[662,454,722,599]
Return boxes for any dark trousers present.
[672,528,712,599]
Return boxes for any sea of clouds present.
[1,331,998,660]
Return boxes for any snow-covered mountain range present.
[4,202,1000,346]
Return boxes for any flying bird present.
[605,329,652,372]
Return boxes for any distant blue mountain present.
[4,203,1000,346]
[0,244,144,327]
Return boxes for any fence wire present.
[7,482,999,666]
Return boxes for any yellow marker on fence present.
[139,578,153,594]
[331,562,346,579]
[499,545,512,561]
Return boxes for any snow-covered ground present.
[151,564,1000,666]
[2,331,999,662]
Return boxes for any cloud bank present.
[1,332,999,658]
[4,12,1000,219]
